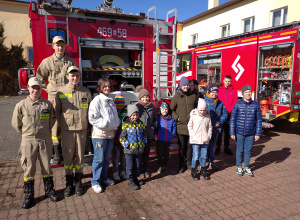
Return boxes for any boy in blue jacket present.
[155,102,177,174]
[230,85,262,177]
[204,84,228,170]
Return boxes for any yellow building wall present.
[0,1,32,62]
[176,23,183,52]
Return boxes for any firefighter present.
[12,77,58,209]
[54,66,92,197]
[36,35,78,165]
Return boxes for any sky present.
[23,0,231,22]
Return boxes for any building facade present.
[0,0,32,66]
[178,0,300,51]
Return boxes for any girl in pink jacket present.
[188,98,212,180]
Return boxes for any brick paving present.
[0,96,300,219]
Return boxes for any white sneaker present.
[236,167,243,176]
[244,167,254,177]
[103,178,115,186]
[92,185,102,193]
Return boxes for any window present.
[176,53,192,74]
[191,34,198,45]
[27,47,33,62]
[221,24,230,37]
[272,7,287,27]
[243,17,255,33]
[48,28,67,43]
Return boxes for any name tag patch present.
[81,104,88,108]
[40,114,50,119]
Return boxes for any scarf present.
[206,93,218,104]
[138,100,153,109]
[162,114,170,120]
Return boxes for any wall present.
[181,0,300,51]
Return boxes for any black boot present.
[75,172,84,196]
[127,178,139,190]
[133,177,144,187]
[215,147,221,155]
[200,167,210,180]
[64,174,74,197]
[22,180,34,209]
[191,168,200,180]
[52,144,61,165]
[43,176,58,202]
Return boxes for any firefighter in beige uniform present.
[11,77,58,209]
[54,66,92,197]
[36,36,78,164]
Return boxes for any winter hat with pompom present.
[136,85,150,100]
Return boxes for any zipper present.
[164,118,168,142]
[225,88,228,107]
[243,102,248,134]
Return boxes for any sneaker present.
[244,167,254,177]
[120,172,127,180]
[209,163,221,171]
[113,173,120,181]
[92,185,102,193]
[139,173,145,179]
[236,167,243,176]
[215,147,220,155]
[224,147,233,155]
[144,172,150,178]
[157,167,163,174]
[103,178,115,186]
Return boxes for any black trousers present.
[156,141,171,166]
[111,143,126,174]
[217,115,231,149]
[140,139,151,173]
[178,134,191,168]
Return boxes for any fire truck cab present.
[177,22,300,126]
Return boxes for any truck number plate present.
[97,27,127,38]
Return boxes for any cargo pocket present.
[20,156,27,172]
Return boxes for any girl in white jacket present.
[88,78,120,193]
[188,98,212,181]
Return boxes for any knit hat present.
[242,84,252,95]
[197,98,207,110]
[136,85,150,100]
[208,84,218,94]
[180,76,189,88]
[127,104,139,117]
[160,102,169,110]
[114,92,125,106]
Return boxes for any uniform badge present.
[82,98,87,102]
[41,109,49,114]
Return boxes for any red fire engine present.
[177,22,300,126]
[18,0,178,167]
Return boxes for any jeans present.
[191,144,208,168]
[156,141,171,166]
[236,134,254,167]
[111,143,126,174]
[207,129,219,164]
[125,154,141,179]
[91,138,114,186]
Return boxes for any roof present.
[180,0,244,24]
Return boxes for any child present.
[12,77,58,209]
[230,85,262,177]
[112,92,128,181]
[135,86,157,178]
[120,104,147,190]
[204,84,228,170]
[188,98,212,180]
[155,102,177,173]
[54,66,92,197]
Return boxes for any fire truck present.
[18,0,178,167]
[177,21,300,126]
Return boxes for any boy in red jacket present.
[216,75,238,155]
